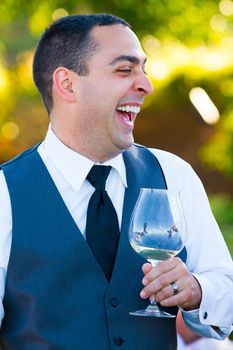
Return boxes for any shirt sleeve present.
[0,170,12,327]
[182,167,233,337]
[149,148,233,338]
[181,308,232,339]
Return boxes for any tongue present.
[117,110,132,121]
[126,112,132,121]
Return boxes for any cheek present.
[79,78,131,113]
[80,83,106,107]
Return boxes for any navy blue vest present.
[0,144,186,350]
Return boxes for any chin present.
[117,137,134,151]
[111,130,134,152]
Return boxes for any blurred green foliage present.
[209,194,233,256]
[209,193,233,342]
[200,110,233,177]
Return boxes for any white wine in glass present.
[129,188,186,318]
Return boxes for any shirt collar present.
[40,125,127,192]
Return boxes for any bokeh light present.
[189,87,220,125]
[219,0,233,16]
[1,122,20,140]
[52,8,69,21]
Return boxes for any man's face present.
[73,24,153,161]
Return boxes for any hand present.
[140,257,202,310]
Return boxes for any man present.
[0,13,232,350]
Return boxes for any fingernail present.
[142,278,148,285]
[140,290,147,298]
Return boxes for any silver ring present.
[171,282,179,295]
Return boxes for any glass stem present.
[146,259,160,312]
[150,295,157,306]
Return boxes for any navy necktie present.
[86,165,120,280]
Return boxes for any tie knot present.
[86,165,111,190]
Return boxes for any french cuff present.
[192,273,233,328]
[181,308,231,339]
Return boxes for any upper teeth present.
[116,105,140,113]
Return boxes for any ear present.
[53,67,76,103]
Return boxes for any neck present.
[50,123,123,163]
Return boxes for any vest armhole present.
[0,144,41,169]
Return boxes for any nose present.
[134,72,153,97]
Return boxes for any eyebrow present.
[109,55,147,66]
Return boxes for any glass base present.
[129,305,176,318]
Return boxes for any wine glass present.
[129,188,186,318]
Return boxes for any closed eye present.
[117,67,147,75]
[116,68,133,77]
[117,69,132,72]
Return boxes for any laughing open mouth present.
[116,105,141,122]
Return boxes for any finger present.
[141,265,193,301]
[142,261,187,291]
[159,290,187,307]
[142,261,174,286]
[158,276,202,310]
[153,283,178,303]
[142,268,178,293]
[143,257,184,284]
[155,277,187,303]
[159,288,194,308]
[142,262,153,275]
[141,271,182,299]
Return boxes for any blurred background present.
[0,0,232,256]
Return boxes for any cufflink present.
[203,312,208,320]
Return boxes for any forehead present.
[90,24,146,63]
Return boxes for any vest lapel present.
[33,151,109,284]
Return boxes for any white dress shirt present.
[177,334,233,350]
[0,126,233,339]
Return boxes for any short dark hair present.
[32,14,130,114]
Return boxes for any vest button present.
[114,337,123,346]
[110,297,120,307]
